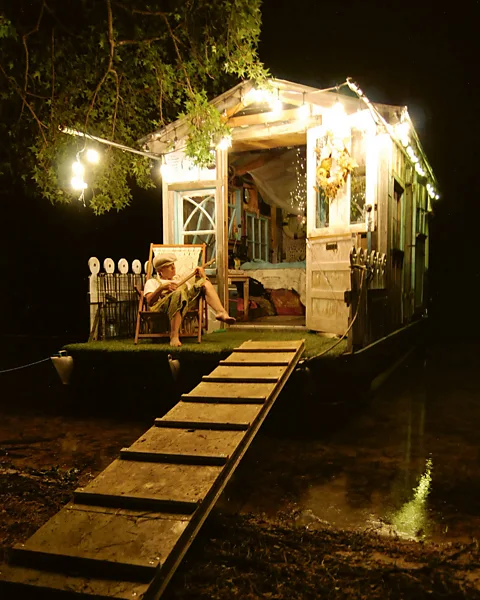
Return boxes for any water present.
[219,341,480,544]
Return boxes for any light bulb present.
[71,176,87,190]
[217,135,232,150]
[86,149,100,164]
[72,161,84,176]
[269,97,282,116]
[298,104,309,121]
[160,162,172,181]
[395,122,410,147]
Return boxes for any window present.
[177,191,216,262]
[228,191,241,241]
[246,212,269,261]
[316,188,329,228]
[315,135,330,228]
[350,128,367,225]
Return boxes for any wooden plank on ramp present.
[0,339,304,600]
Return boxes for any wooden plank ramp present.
[0,339,304,600]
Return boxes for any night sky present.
[1,0,477,341]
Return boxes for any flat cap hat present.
[153,253,177,270]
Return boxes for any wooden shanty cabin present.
[139,78,439,348]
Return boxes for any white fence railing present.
[88,257,147,340]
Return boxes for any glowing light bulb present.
[72,161,84,176]
[217,135,232,150]
[245,87,270,105]
[324,101,348,137]
[86,149,100,164]
[395,122,410,147]
[71,176,87,190]
[298,104,310,121]
[160,161,172,181]
[415,163,425,176]
[406,146,419,163]
[269,97,283,116]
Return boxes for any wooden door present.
[305,126,352,335]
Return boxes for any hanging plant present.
[315,132,358,200]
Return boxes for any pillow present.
[268,289,305,316]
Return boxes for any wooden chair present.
[134,244,208,344]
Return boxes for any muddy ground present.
[1,410,480,599]
[2,339,480,598]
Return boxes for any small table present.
[228,274,250,321]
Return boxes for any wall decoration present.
[315,132,357,200]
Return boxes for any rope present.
[0,356,53,375]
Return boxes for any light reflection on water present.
[229,344,480,545]
[296,458,435,541]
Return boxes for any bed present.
[235,260,306,307]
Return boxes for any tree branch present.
[155,71,164,126]
[85,0,116,129]
[44,2,76,36]
[131,9,168,17]
[51,27,55,121]
[161,14,193,96]
[0,61,48,144]
[20,1,46,119]
[111,70,120,139]
[117,37,163,46]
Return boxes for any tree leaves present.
[0,0,267,214]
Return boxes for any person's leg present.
[203,280,236,325]
[169,311,183,346]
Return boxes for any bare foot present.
[216,312,236,325]
[170,337,182,347]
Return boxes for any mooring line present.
[0,357,52,374]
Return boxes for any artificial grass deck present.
[65,330,347,360]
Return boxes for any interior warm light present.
[86,149,100,164]
[72,161,85,176]
[71,176,87,190]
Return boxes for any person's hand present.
[164,282,178,292]
[195,266,206,278]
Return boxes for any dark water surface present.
[1,335,480,546]
[218,341,480,544]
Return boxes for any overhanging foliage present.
[0,0,268,213]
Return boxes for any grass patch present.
[65,330,347,360]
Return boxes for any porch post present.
[215,148,229,309]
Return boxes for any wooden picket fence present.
[88,257,146,341]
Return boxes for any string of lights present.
[346,78,439,200]
[61,79,439,201]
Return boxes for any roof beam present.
[227,107,308,128]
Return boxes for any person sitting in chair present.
[144,253,236,347]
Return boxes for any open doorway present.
[226,145,307,329]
